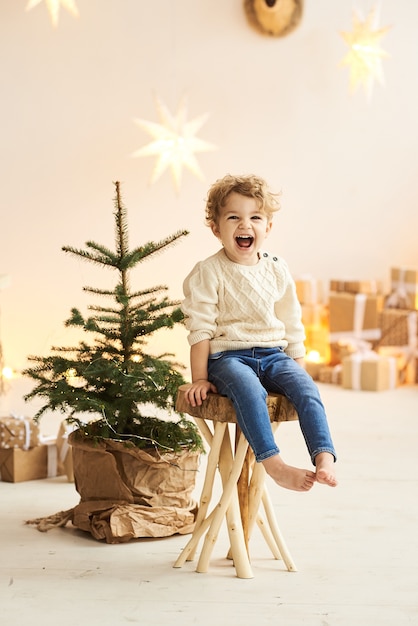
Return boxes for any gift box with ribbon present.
[0,416,40,450]
[56,420,75,482]
[378,309,417,347]
[295,275,325,305]
[329,293,383,342]
[330,279,383,295]
[318,364,342,385]
[301,303,327,328]
[328,293,383,364]
[342,352,398,391]
[377,309,417,384]
[0,440,65,482]
[377,346,416,385]
[386,267,418,310]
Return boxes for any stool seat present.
[173,384,299,579]
[175,386,298,424]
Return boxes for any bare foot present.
[315,452,338,487]
[262,455,316,492]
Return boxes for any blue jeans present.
[207,347,336,465]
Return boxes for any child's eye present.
[251,215,262,220]
[227,215,239,220]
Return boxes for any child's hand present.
[184,380,217,407]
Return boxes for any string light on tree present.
[132,96,217,192]
[340,6,390,99]
[26,0,79,28]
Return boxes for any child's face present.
[211,192,272,265]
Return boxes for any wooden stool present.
[173,384,299,579]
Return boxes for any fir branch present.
[62,242,118,268]
[126,229,189,265]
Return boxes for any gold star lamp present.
[340,6,390,98]
[132,97,217,192]
[26,0,79,28]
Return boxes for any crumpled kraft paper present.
[26,432,200,543]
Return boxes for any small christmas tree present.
[24,182,203,453]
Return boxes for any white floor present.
[1,383,418,626]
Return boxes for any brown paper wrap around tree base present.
[26,432,200,543]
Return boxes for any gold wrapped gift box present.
[388,267,418,310]
[0,416,40,450]
[342,354,398,391]
[318,365,342,385]
[301,303,326,328]
[377,346,416,385]
[56,421,75,482]
[330,279,383,295]
[295,276,325,305]
[329,293,383,340]
[378,309,417,347]
[0,442,65,483]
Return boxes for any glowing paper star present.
[132,97,217,192]
[26,0,79,28]
[340,7,390,98]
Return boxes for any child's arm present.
[184,339,217,407]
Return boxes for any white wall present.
[1,1,417,424]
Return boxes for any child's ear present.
[211,222,221,238]
[265,221,273,236]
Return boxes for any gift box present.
[0,442,64,482]
[342,353,398,391]
[329,340,357,366]
[329,293,383,345]
[378,309,418,347]
[0,416,40,450]
[318,365,342,385]
[386,267,418,310]
[377,346,416,385]
[295,276,325,305]
[301,303,325,327]
[56,421,75,482]
[304,359,322,381]
[330,279,383,295]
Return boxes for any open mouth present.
[236,236,254,249]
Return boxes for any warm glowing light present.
[1,366,14,380]
[26,0,79,28]
[132,96,217,192]
[340,7,390,98]
[65,368,86,388]
[305,350,322,363]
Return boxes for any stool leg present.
[256,514,282,560]
[191,421,226,536]
[247,458,264,539]
[173,421,226,567]
[246,460,283,560]
[236,442,251,553]
[173,510,216,567]
[262,488,297,572]
[193,416,214,447]
[196,431,254,578]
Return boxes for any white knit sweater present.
[182,249,306,359]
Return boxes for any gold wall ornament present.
[340,7,391,99]
[26,0,79,28]
[132,96,217,193]
[243,0,304,37]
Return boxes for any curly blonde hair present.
[205,174,281,226]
